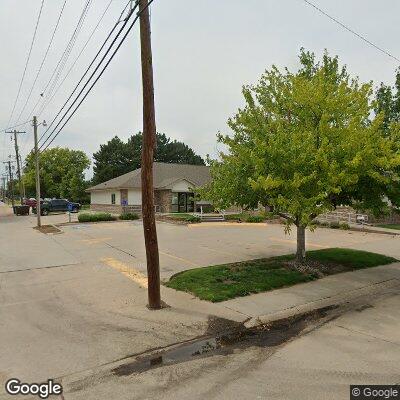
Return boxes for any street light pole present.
[33,116,41,227]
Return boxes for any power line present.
[303,0,400,63]
[6,0,45,128]
[38,0,133,145]
[39,2,137,149]
[41,0,156,152]
[37,0,116,121]
[15,0,67,125]
[1,121,30,134]
[43,0,93,105]
[29,0,93,118]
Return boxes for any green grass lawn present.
[165,248,397,302]
[376,224,400,231]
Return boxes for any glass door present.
[178,193,186,213]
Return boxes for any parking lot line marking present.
[159,251,199,267]
[269,237,327,248]
[188,222,268,228]
[101,257,148,288]
[79,237,113,244]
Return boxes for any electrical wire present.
[14,0,67,125]
[42,0,93,106]
[29,0,92,118]
[37,0,118,124]
[1,121,30,133]
[303,0,400,63]
[39,2,138,148]
[6,0,45,128]
[41,0,156,152]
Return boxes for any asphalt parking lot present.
[53,216,400,279]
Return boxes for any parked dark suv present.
[33,199,81,216]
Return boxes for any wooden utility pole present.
[6,129,26,203]
[3,160,15,208]
[138,0,161,309]
[1,175,6,202]
[33,116,41,227]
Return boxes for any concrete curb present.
[244,278,400,328]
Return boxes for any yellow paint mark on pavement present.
[159,250,198,267]
[101,257,148,288]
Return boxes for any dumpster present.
[13,205,30,215]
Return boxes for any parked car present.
[23,198,43,208]
[33,199,81,216]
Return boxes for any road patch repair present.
[63,283,396,396]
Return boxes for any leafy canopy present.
[92,132,205,184]
[23,147,90,202]
[202,49,400,228]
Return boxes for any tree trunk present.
[296,225,306,263]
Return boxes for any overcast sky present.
[1,0,399,178]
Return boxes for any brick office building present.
[87,162,211,214]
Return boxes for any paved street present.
[62,289,400,400]
[0,205,400,399]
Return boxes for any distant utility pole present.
[33,116,42,227]
[138,0,161,309]
[3,159,15,208]
[1,175,6,202]
[6,129,26,203]
[19,154,26,199]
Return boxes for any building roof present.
[88,162,211,191]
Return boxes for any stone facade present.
[154,190,173,213]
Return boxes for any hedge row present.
[78,213,116,222]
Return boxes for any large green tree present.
[23,147,90,202]
[375,68,400,133]
[201,50,400,262]
[92,132,205,184]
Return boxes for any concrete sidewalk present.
[0,202,13,217]
[218,262,400,326]
[349,223,400,235]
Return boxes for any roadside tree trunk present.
[296,224,306,263]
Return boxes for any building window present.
[111,193,116,205]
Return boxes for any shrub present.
[119,212,139,220]
[329,221,340,229]
[315,220,330,227]
[245,215,265,223]
[261,211,277,220]
[340,222,350,230]
[185,215,201,223]
[225,214,242,221]
[78,213,116,222]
